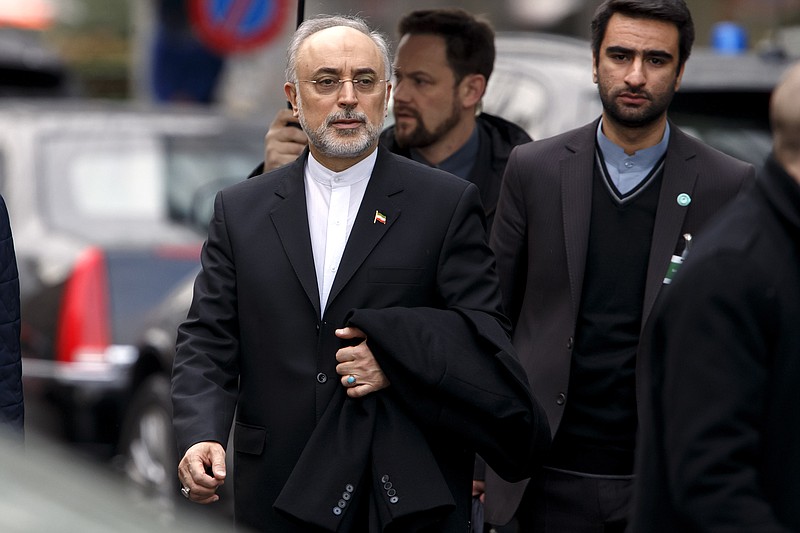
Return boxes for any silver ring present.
[346,375,357,385]
[181,486,190,499]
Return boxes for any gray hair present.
[285,15,392,83]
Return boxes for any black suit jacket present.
[630,155,800,532]
[275,307,548,531]
[484,119,755,524]
[173,147,532,532]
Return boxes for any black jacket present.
[0,194,23,435]
[631,154,800,532]
[380,113,531,232]
[274,306,549,532]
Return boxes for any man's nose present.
[337,80,359,106]
[392,78,409,102]
[625,58,646,88]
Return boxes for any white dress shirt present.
[305,150,376,315]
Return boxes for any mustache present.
[325,109,368,126]
[618,87,652,99]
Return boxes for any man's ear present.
[459,74,487,109]
[284,82,299,117]
[674,62,686,92]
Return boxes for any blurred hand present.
[178,441,226,504]
[265,108,308,171]
[335,327,390,398]
[472,479,486,503]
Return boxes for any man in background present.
[630,61,800,533]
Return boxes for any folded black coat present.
[274,307,550,531]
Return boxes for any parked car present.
[118,33,796,510]
[668,47,788,166]
[8,99,264,463]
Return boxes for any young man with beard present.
[171,14,548,533]
[259,8,531,232]
[483,1,755,531]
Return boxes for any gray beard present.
[299,103,384,159]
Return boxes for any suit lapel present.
[642,125,698,326]
[326,149,402,311]
[561,122,598,323]
[270,151,321,317]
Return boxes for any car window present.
[42,134,166,239]
[36,126,262,241]
[60,136,164,219]
[165,133,261,224]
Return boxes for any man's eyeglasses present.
[296,76,386,96]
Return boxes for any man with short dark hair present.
[483,1,755,531]
[260,8,530,231]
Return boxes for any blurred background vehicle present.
[668,48,787,166]
[7,99,262,481]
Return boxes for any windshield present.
[40,128,262,242]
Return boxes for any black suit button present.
[342,492,351,501]
[387,488,396,497]
[389,496,399,504]
[383,482,392,490]
[333,507,342,516]
[338,499,347,508]
[556,392,566,405]
[345,484,354,493]
[567,336,574,350]
[381,474,390,483]
[316,373,328,383]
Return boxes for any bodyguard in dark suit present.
[483,1,754,531]
[630,61,800,533]
[171,14,548,533]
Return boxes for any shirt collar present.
[596,119,670,172]
[306,149,377,188]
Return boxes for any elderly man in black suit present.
[171,14,548,533]
[483,1,755,531]
[630,61,800,533]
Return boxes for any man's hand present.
[178,441,226,504]
[335,327,390,398]
[264,108,308,171]
[472,479,486,503]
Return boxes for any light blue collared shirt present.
[596,120,670,195]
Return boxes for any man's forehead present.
[393,33,449,72]
[601,13,679,53]
[298,26,384,71]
